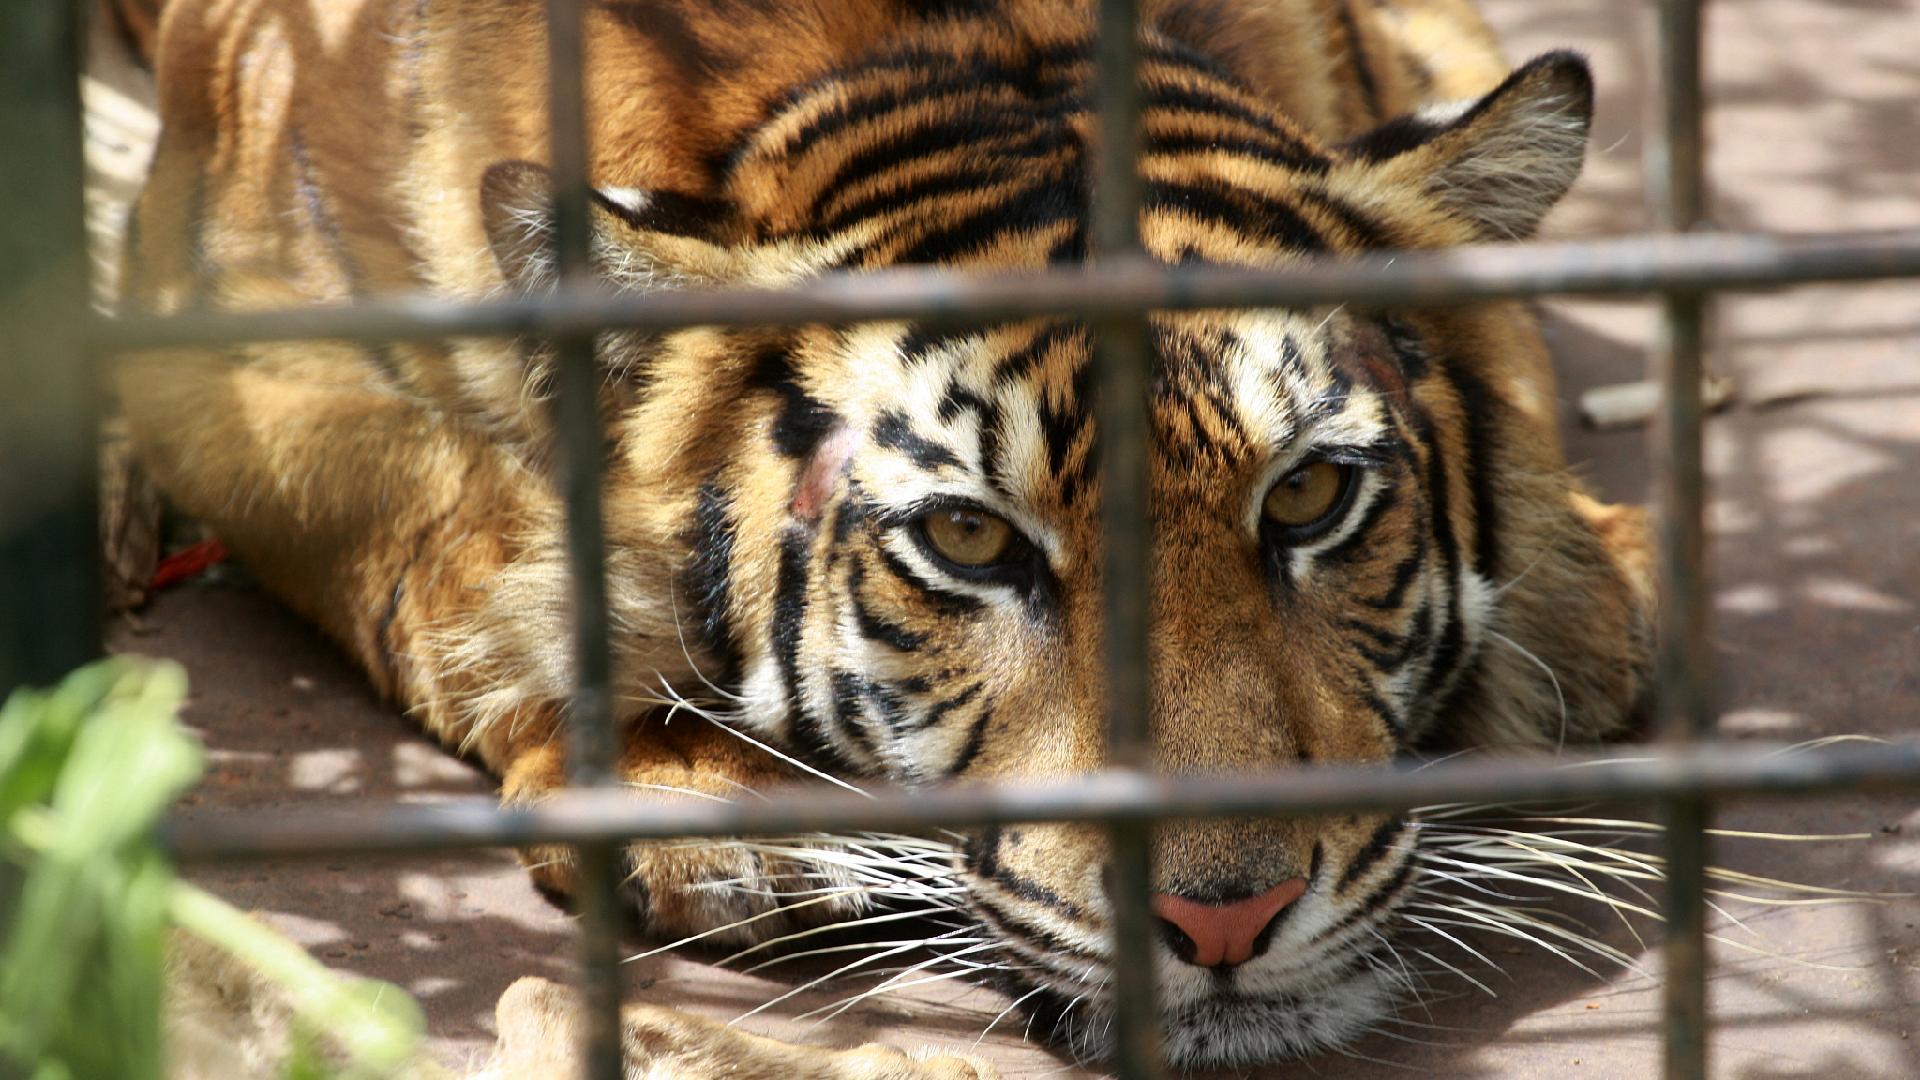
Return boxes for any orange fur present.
[120,0,1653,1066]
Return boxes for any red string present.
[149,538,229,591]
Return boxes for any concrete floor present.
[106,0,1920,1076]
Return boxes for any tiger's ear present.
[480,160,743,291]
[1342,51,1594,240]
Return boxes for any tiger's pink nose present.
[1151,878,1308,968]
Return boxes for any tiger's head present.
[479,30,1654,1070]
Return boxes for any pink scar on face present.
[791,425,858,523]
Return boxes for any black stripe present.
[770,525,811,702]
[906,681,982,732]
[847,560,927,651]
[749,341,839,459]
[1038,395,1087,482]
[1319,485,1398,565]
[875,545,985,616]
[828,669,884,757]
[771,525,860,775]
[1142,84,1328,169]
[1145,180,1329,253]
[1435,361,1503,577]
[806,110,1064,225]
[873,410,961,470]
[937,381,993,424]
[1323,850,1417,940]
[903,0,1004,19]
[769,46,1083,165]
[1362,689,1408,746]
[1348,600,1432,672]
[1379,315,1433,379]
[1361,534,1427,610]
[1412,411,1469,702]
[944,705,992,776]
[1337,816,1408,893]
[989,322,1081,385]
[893,169,1085,265]
[967,828,1089,920]
[1295,186,1398,249]
[934,378,1006,484]
[594,186,734,240]
[1333,0,1383,122]
[1144,131,1329,174]
[817,166,1006,235]
[771,538,867,776]
[682,480,743,683]
[1141,36,1252,88]
[969,893,1106,969]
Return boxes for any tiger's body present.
[119,0,1655,1067]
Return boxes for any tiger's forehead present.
[823,309,1397,530]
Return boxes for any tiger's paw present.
[480,976,1002,1079]
[500,720,876,950]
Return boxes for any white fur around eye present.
[881,528,1021,607]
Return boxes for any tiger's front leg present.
[485,976,1000,1079]
[494,708,874,949]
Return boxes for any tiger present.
[113,0,1657,1068]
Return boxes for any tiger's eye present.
[1264,461,1348,530]
[920,508,1015,567]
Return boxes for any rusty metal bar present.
[1646,0,1712,1076]
[91,228,1920,353]
[0,0,96,696]
[543,0,624,1075]
[160,738,1920,862]
[1091,0,1160,1073]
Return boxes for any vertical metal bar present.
[1647,1,1712,1078]
[0,0,97,697]
[1092,1,1161,1076]
[543,1,625,1077]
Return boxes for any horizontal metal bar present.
[95,228,1920,352]
[162,738,1920,863]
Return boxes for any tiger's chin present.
[1009,958,1401,1069]
[1159,968,1401,1069]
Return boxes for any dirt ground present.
[96,1,1920,1076]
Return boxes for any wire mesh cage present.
[8,0,1920,1077]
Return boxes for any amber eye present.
[1263,461,1353,536]
[919,507,1017,568]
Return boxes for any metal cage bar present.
[9,0,1913,1075]
[1091,0,1162,1074]
[2,0,97,698]
[161,738,1920,862]
[541,0,626,1074]
[1647,0,1713,1075]
[92,227,1920,352]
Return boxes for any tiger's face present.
[484,34,1652,1069]
[786,309,1447,1061]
